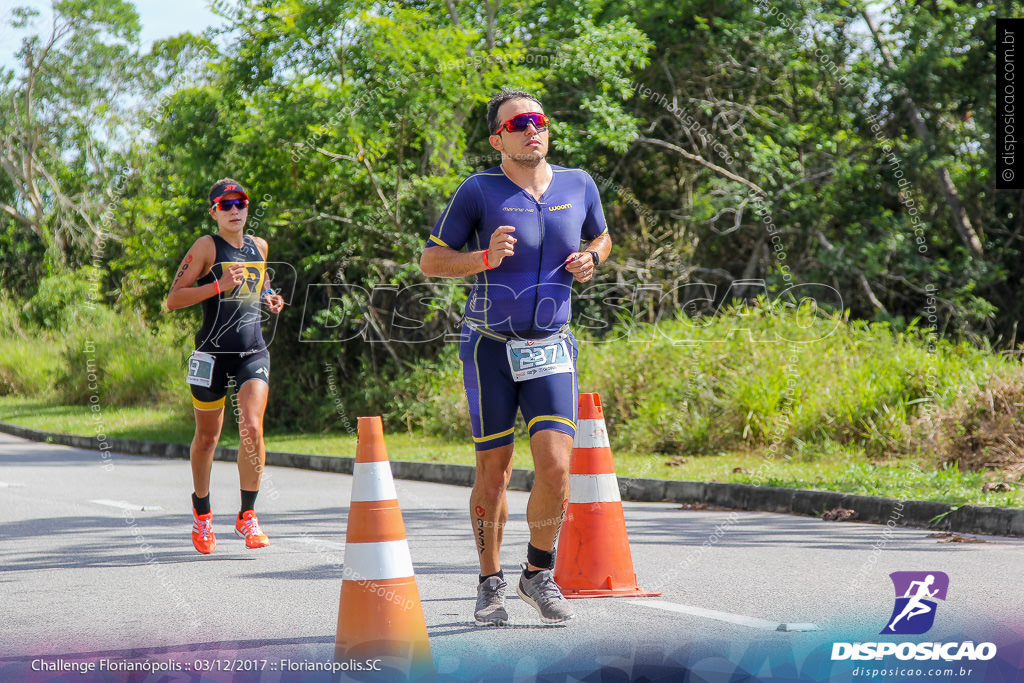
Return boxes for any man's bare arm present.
[420,226,517,278]
[420,245,489,278]
[586,232,612,264]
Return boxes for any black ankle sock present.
[239,489,258,519]
[526,543,554,571]
[479,570,504,584]
[523,568,540,579]
[192,493,211,516]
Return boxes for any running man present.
[888,574,939,631]
[166,179,286,554]
[420,89,611,625]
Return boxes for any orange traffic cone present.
[335,416,433,677]
[554,393,661,599]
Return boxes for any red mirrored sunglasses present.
[493,112,549,135]
[214,198,248,212]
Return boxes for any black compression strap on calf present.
[527,543,553,570]
[192,492,211,516]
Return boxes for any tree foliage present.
[0,0,1018,427]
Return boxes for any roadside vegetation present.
[2,3,1021,509]
[4,284,1022,509]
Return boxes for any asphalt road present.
[1,432,1023,682]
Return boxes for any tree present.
[0,0,145,274]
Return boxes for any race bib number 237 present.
[505,335,574,382]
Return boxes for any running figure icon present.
[888,574,938,631]
[881,571,949,635]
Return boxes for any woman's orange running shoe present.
[235,510,269,549]
[192,508,216,554]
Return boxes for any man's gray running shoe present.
[516,563,575,624]
[475,576,509,626]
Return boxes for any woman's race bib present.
[186,351,215,388]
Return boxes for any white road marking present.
[89,499,164,512]
[628,600,818,632]
[0,481,25,487]
[286,535,347,551]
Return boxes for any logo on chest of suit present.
[221,261,266,299]
[502,206,535,213]
[547,203,573,212]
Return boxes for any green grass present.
[0,396,530,470]
[2,395,1021,508]
[394,304,1013,461]
[578,309,1007,458]
[4,295,1024,510]
[0,337,61,397]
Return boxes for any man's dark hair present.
[487,89,544,134]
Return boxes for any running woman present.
[166,179,285,554]
[420,89,612,624]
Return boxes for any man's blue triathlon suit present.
[426,165,607,450]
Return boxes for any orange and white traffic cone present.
[335,416,433,678]
[554,393,661,599]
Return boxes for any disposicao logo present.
[881,571,948,635]
[831,570,997,663]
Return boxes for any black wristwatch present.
[587,250,601,267]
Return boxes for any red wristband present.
[213,279,221,295]
[483,250,496,270]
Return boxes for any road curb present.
[2,420,1021,537]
